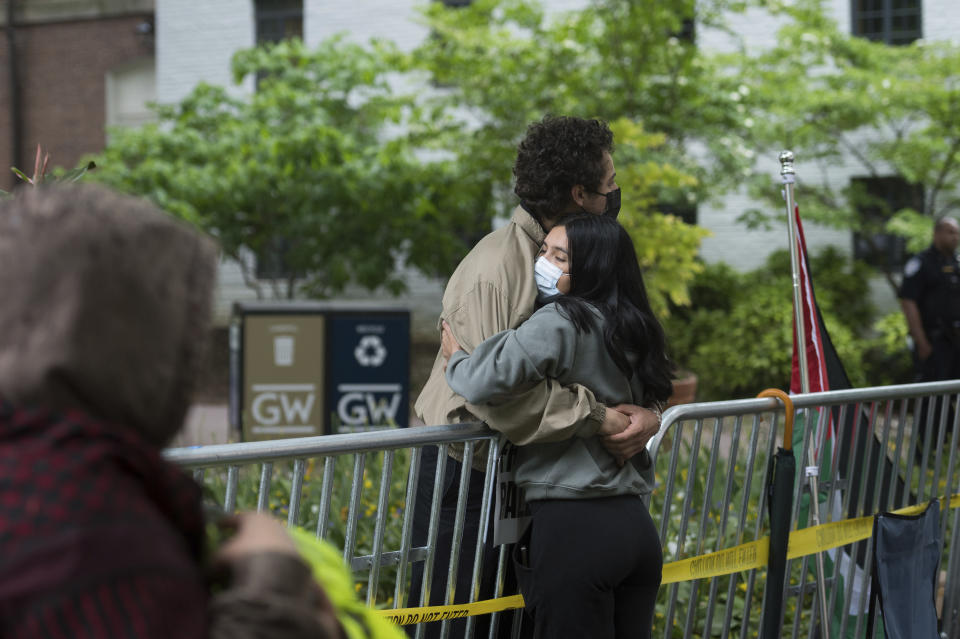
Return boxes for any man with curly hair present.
[409,116,661,637]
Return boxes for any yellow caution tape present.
[378,493,960,619]
[663,493,960,584]
[378,594,525,625]
[662,538,769,584]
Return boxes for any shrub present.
[664,247,908,401]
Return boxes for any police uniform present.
[899,244,960,381]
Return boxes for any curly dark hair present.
[513,116,614,224]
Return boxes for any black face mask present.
[602,188,622,219]
[586,188,622,219]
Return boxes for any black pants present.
[406,446,520,638]
[515,496,662,639]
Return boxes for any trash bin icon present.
[273,335,295,367]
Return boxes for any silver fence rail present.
[166,379,960,638]
[648,379,960,639]
[166,422,508,639]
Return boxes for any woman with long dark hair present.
[441,213,671,639]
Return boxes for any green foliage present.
[734,0,960,292]
[609,119,710,314]
[90,0,737,307]
[1,145,95,198]
[77,0,938,397]
[90,38,483,298]
[406,0,753,313]
[663,247,904,400]
[862,310,914,387]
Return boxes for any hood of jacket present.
[0,184,217,447]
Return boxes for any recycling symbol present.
[354,335,387,367]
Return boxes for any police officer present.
[900,216,960,382]
[900,216,960,453]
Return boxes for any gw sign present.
[240,315,326,441]
[327,315,409,432]
[336,383,403,427]
[235,306,409,440]
[250,383,317,435]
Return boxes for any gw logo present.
[249,384,316,435]
[337,384,402,426]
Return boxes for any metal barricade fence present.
[165,422,513,639]
[649,379,960,639]
[166,379,960,638]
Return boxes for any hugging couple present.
[410,115,673,639]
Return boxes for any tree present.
[404,0,754,313]
[91,1,762,309]
[91,38,483,299]
[735,0,960,294]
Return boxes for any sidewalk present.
[170,404,231,448]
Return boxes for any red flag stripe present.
[792,205,830,394]
[789,204,835,459]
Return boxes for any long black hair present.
[549,214,674,405]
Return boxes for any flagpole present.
[780,151,809,393]
[779,150,831,638]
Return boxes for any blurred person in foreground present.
[410,116,662,637]
[0,185,398,639]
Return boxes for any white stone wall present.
[304,0,428,50]
[156,0,255,104]
[923,0,959,42]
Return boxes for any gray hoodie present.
[445,302,655,501]
[0,185,343,639]
[0,184,215,446]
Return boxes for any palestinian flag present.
[788,204,908,637]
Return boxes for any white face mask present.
[534,256,567,299]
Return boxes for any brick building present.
[0,0,155,192]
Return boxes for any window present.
[673,17,696,44]
[658,201,698,226]
[106,58,156,131]
[851,0,922,45]
[850,176,923,271]
[255,0,303,45]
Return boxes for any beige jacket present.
[414,206,605,470]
